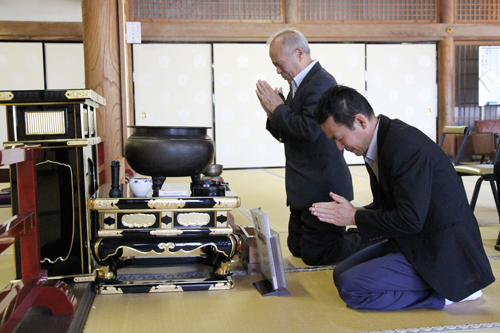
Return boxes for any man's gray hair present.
[267,28,311,56]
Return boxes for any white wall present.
[45,43,86,89]
[0,0,82,22]
[213,43,286,168]
[0,43,45,91]
[132,44,213,128]
[0,42,45,157]
[366,44,437,141]
[310,43,366,165]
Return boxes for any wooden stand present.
[239,226,261,275]
[0,147,77,333]
[253,279,290,297]
[89,183,240,293]
[251,208,290,297]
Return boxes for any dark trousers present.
[287,208,367,265]
[333,240,446,311]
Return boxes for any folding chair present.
[438,125,470,165]
[494,160,500,251]
[454,146,500,214]
[439,125,500,216]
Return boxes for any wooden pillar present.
[439,0,455,24]
[437,0,455,154]
[118,0,135,157]
[438,36,455,153]
[82,0,124,183]
[285,0,298,24]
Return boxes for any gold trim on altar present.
[121,213,157,228]
[91,199,120,210]
[0,92,14,101]
[100,286,123,294]
[177,212,211,226]
[147,198,186,209]
[150,284,184,293]
[65,89,106,106]
[98,230,124,237]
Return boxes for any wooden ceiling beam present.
[140,22,500,43]
[451,24,500,41]
[1,20,500,43]
[140,22,450,42]
[0,21,82,41]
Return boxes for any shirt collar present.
[291,59,318,95]
[364,116,380,165]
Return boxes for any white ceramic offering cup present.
[129,177,152,197]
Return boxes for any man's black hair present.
[314,85,374,129]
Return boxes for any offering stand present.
[89,182,240,294]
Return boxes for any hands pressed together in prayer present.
[256,80,284,118]
[310,192,357,226]
[256,79,357,227]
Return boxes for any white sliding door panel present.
[45,43,85,89]
[0,42,44,90]
[214,43,286,168]
[367,44,437,141]
[310,43,365,93]
[133,44,213,129]
[310,43,365,165]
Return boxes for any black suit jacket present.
[266,62,353,210]
[356,115,495,301]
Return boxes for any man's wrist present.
[352,207,359,226]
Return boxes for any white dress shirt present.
[291,59,318,98]
[364,117,380,180]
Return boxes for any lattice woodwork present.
[299,0,437,23]
[455,45,500,128]
[130,0,283,22]
[456,0,500,22]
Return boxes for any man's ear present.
[354,114,368,129]
[296,48,304,60]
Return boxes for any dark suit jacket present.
[266,62,353,210]
[356,115,495,301]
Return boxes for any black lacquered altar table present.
[89,182,240,294]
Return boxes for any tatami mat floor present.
[1,165,500,333]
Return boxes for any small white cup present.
[129,177,152,197]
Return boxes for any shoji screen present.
[133,44,213,129]
[213,43,286,168]
[310,43,366,165]
[45,43,85,89]
[0,42,45,90]
[0,42,45,150]
[366,44,437,141]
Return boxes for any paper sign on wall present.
[126,22,141,44]
[479,46,500,106]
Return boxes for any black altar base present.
[89,183,240,293]
[96,270,234,294]
[94,255,235,294]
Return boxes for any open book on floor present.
[251,208,290,296]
